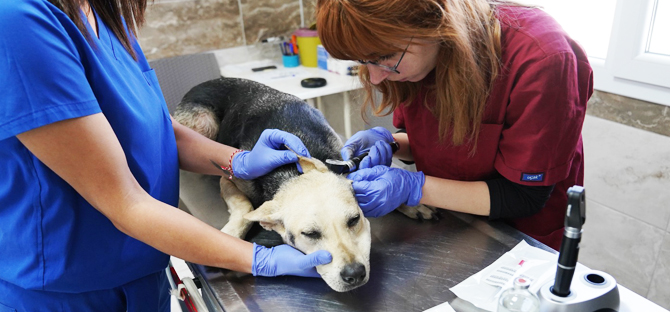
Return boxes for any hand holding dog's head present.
[244,159,371,292]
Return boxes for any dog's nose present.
[340,263,366,285]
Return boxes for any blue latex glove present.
[341,127,394,169]
[347,166,425,218]
[232,129,311,180]
[252,243,333,277]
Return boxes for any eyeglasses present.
[358,37,413,74]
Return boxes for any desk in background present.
[220,60,362,138]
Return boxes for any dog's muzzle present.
[340,263,367,286]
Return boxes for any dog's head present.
[244,156,371,292]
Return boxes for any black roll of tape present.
[301,78,327,88]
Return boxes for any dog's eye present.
[301,231,321,239]
[347,214,360,227]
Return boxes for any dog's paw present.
[221,222,247,239]
[396,204,441,221]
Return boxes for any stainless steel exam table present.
[176,170,554,312]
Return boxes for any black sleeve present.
[394,128,415,165]
[486,178,555,220]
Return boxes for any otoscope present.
[538,185,619,311]
[325,142,399,174]
[551,185,586,297]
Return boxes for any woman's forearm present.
[172,117,238,175]
[115,191,253,273]
[391,133,413,162]
[420,176,491,216]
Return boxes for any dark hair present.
[48,0,149,59]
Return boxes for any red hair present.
[317,0,528,148]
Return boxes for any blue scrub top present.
[0,0,179,292]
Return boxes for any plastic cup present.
[282,54,300,68]
[294,28,321,67]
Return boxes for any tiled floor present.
[580,115,670,309]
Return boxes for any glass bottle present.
[497,277,540,312]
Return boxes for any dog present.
[173,77,371,292]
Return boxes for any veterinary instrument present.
[325,141,399,174]
[552,185,586,297]
[537,185,620,311]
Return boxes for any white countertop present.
[219,60,362,100]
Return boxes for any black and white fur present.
[174,77,371,292]
[175,77,343,207]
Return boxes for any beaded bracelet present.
[226,149,244,180]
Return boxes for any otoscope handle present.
[348,152,369,171]
[552,228,582,297]
[348,141,400,172]
[551,185,586,297]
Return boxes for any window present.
[647,0,670,56]
[608,0,670,90]
[519,0,670,106]
[520,0,616,59]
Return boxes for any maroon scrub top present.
[393,6,593,250]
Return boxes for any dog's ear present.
[298,156,329,174]
[244,200,285,234]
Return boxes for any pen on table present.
[281,41,298,56]
[284,42,292,55]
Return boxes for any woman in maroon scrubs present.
[316,0,593,250]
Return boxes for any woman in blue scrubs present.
[0,1,331,311]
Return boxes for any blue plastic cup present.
[283,55,300,68]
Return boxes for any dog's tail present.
[172,78,229,141]
[173,102,219,140]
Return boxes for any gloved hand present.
[341,127,394,169]
[252,243,333,277]
[232,129,311,180]
[347,166,425,218]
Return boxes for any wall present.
[139,1,670,309]
[139,0,318,61]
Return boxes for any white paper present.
[449,240,560,312]
[423,301,457,312]
[483,257,533,288]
